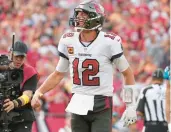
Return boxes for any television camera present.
[0,54,23,98]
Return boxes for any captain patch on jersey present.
[67,47,74,54]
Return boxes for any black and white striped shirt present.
[136,84,167,122]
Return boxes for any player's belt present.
[145,121,168,126]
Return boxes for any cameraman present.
[0,41,38,132]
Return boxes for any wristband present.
[12,100,19,108]
[19,94,30,104]
[123,85,136,104]
[13,98,22,108]
[12,94,30,108]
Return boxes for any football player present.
[31,1,137,132]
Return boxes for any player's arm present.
[109,35,135,83]
[110,35,135,99]
[110,35,135,102]
[110,35,137,126]
[31,71,64,109]
[36,56,69,94]
[31,34,70,109]
[114,56,136,106]
[31,57,69,109]
[113,54,136,102]
[121,67,135,85]
[36,71,65,94]
[35,49,69,95]
[121,66,136,104]
[113,55,137,126]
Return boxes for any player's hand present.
[3,99,15,113]
[120,105,137,126]
[31,91,43,110]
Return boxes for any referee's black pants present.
[144,121,168,132]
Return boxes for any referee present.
[136,68,168,132]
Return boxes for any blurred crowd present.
[0,0,170,131]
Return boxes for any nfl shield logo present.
[67,47,74,54]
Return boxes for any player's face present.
[76,11,89,27]
[12,55,25,68]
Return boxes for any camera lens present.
[10,71,20,81]
[8,69,23,83]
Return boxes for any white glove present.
[168,123,171,132]
[120,105,137,126]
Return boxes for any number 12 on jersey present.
[73,58,100,86]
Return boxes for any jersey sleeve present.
[58,36,69,60]
[113,55,129,72]
[110,36,123,62]
[56,57,69,72]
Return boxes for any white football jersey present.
[58,31,123,96]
